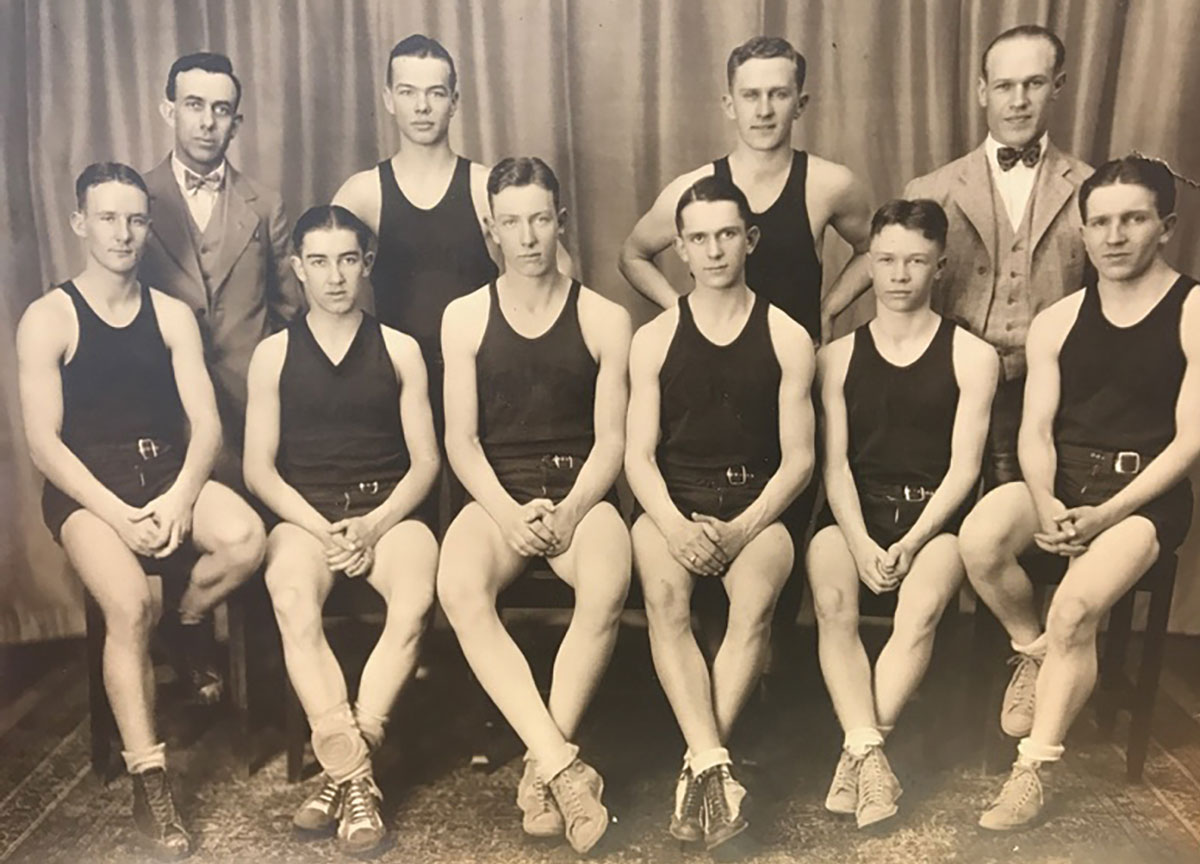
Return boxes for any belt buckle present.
[1114,451,1141,475]
[358,480,380,495]
[136,438,159,461]
[725,465,749,486]
[551,454,575,470]
[902,484,927,502]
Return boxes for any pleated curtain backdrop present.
[2,0,1199,641]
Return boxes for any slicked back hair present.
[387,34,457,90]
[674,174,753,233]
[487,156,561,211]
[870,199,949,249]
[292,204,375,254]
[75,162,149,210]
[727,35,806,91]
[166,51,242,109]
[1079,156,1176,221]
[981,25,1066,79]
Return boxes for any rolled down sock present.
[535,742,580,784]
[843,726,884,757]
[123,742,167,774]
[1017,737,1064,766]
[689,747,732,776]
[310,702,370,783]
[354,703,388,752]
[1011,634,1047,659]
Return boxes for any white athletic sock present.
[123,741,167,774]
[843,727,884,757]
[354,703,387,752]
[689,746,732,776]
[535,742,580,784]
[1017,737,1064,766]
[1012,634,1047,659]
[878,724,895,740]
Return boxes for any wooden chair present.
[972,549,1178,780]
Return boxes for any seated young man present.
[436,157,631,855]
[16,163,267,860]
[625,175,814,850]
[961,156,1200,830]
[243,205,440,855]
[809,200,998,829]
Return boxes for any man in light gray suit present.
[140,52,303,485]
[905,25,1091,486]
[826,25,1091,486]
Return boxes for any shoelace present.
[313,777,340,810]
[703,767,732,823]
[993,765,1036,808]
[343,780,378,826]
[534,777,556,814]
[553,768,587,824]
[143,773,181,829]
[679,770,703,820]
[832,753,862,794]
[858,753,887,806]
[1007,655,1040,708]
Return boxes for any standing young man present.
[961,157,1199,830]
[140,52,303,483]
[17,164,267,859]
[828,26,1092,487]
[809,200,997,829]
[436,158,631,855]
[243,206,440,854]
[626,176,814,850]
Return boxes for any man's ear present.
[746,224,761,254]
[228,114,242,142]
[794,92,809,117]
[382,86,395,115]
[1160,212,1178,246]
[673,233,688,264]
[721,91,736,121]
[159,99,176,127]
[289,254,306,284]
[70,209,87,239]
[362,249,376,277]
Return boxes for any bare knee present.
[726,595,774,643]
[642,578,692,638]
[436,564,496,631]
[892,596,945,644]
[1045,593,1102,651]
[102,590,155,644]
[811,583,858,633]
[959,509,1021,579]
[210,512,267,576]
[266,575,323,646]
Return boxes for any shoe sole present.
[857,803,899,830]
[978,809,1044,832]
[566,804,609,855]
[704,817,748,851]
[292,819,337,838]
[824,797,856,816]
[668,820,703,843]
[522,819,565,839]
[1000,717,1033,738]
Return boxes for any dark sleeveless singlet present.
[42,281,187,541]
[845,317,959,488]
[1056,275,1196,453]
[371,157,499,364]
[712,150,822,340]
[658,292,781,473]
[277,313,410,489]
[476,280,596,462]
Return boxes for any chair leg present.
[1097,593,1134,737]
[971,599,1013,774]
[226,593,252,776]
[85,596,115,779]
[1126,573,1175,781]
[285,678,307,783]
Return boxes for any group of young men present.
[15,23,1198,861]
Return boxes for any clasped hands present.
[501,498,579,558]
[1034,499,1113,557]
[118,489,194,558]
[323,514,382,578]
[665,512,751,576]
[852,538,915,594]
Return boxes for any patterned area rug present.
[2,626,1198,863]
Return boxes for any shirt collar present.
[171,151,227,188]
[985,132,1050,172]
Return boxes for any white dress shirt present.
[984,132,1048,231]
[171,152,226,233]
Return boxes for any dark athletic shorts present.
[1055,444,1193,552]
[635,462,802,527]
[485,453,619,509]
[42,438,184,544]
[813,482,971,550]
[279,477,437,530]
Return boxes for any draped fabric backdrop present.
[2,0,1198,641]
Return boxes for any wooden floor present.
[1,622,1198,863]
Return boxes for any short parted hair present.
[981,25,1066,79]
[1079,156,1177,221]
[487,157,561,211]
[166,51,242,109]
[674,175,754,232]
[75,162,149,210]
[727,36,807,91]
[292,205,375,254]
[387,34,457,90]
[870,199,949,249]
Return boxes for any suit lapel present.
[205,166,258,299]
[1029,143,1076,252]
[951,146,997,265]
[146,158,206,303]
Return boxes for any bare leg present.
[807,525,876,734]
[874,534,964,729]
[437,503,572,771]
[1030,517,1159,747]
[712,523,793,741]
[61,510,160,754]
[960,483,1043,647]
[545,503,631,740]
[357,520,439,731]
[632,514,720,755]
[180,481,266,620]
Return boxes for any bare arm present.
[242,332,333,540]
[819,165,875,338]
[332,169,382,234]
[818,335,875,550]
[1018,303,1072,527]
[896,330,998,553]
[618,170,708,309]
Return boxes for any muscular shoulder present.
[578,286,632,338]
[807,154,863,199]
[249,328,289,376]
[767,305,816,367]
[815,329,854,383]
[333,166,383,228]
[951,324,1000,383]
[16,290,73,355]
[1029,289,1086,352]
[441,285,491,351]
[379,323,422,366]
[630,305,680,374]
[148,288,199,330]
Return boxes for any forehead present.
[1085,182,1158,216]
[679,199,745,232]
[84,181,148,212]
[300,226,363,255]
[731,56,797,90]
[491,183,556,213]
[174,68,237,102]
[985,36,1056,79]
[870,223,939,252]
[389,55,453,88]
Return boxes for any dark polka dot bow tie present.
[996,141,1042,172]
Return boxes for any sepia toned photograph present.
[0,1,1198,861]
